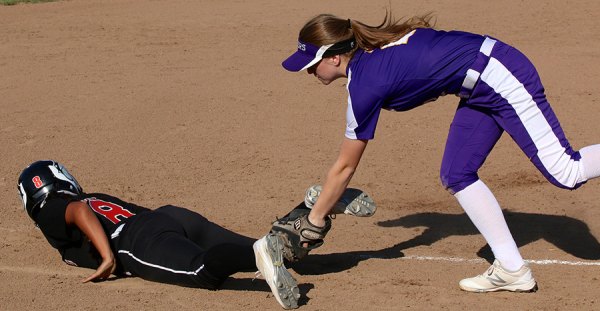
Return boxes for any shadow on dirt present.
[221,277,314,298]
[379,211,600,262]
[288,241,406,276]
[290,210,600,275]
[221,278,314,306]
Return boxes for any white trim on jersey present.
[111,224,125,239]
[118,250,205,275]
[479,37,495,56]
[380,30,416,49]
[480,58,587,187]
[345,69,359,139]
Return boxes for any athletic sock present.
[580,144,600,180]
[454,180,524,271]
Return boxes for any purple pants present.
[440,38,587,194]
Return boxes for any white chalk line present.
[399,255,600,266]
[1,256,598,277]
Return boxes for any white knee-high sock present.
[580,144,600,180]
[454,180,524,271]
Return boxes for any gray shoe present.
[253,234,300,309]
[304,184,376,217]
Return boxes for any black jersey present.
[33,192,257,289]
[34,193,150,270]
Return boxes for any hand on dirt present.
[83,255,116,283]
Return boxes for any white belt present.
[459,37,497,97]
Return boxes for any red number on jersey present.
[32,176,43,188]
[86,198,135,224]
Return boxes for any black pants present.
[116,205,256,289]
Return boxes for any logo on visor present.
[298,42,306,51]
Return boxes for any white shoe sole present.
[305,185,376,217]
[459,279,538,293]
[253,235,300,309]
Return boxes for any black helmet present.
[17,160,83,220]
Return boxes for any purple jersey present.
[345,28,485,140]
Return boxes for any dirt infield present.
[1,0,600,310]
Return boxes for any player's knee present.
[545,175,585,190]
[539,158,587,190]
[440,172,479,195]
[198,243,253,290]
[196,269,226,290]
[532,149,589,190]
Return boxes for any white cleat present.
[459,259,538,293]
[253,234,300,309]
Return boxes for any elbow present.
[343,166,356,181]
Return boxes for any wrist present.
[307,213,326,227]
[101,252,115,262]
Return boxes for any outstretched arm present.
[65,201,116,283]
[308,138,368,227]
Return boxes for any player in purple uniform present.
[17,160,300,309]
[281,13,600,292]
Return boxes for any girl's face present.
[306,55,346,85]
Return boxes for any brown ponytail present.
[299,12,434,51]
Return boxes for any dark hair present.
[299,12,434,52]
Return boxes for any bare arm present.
[65,201,116,283]
[308,138,368,227]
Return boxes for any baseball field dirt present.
[1,0,599,310]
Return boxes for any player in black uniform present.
[17,160,301,309]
